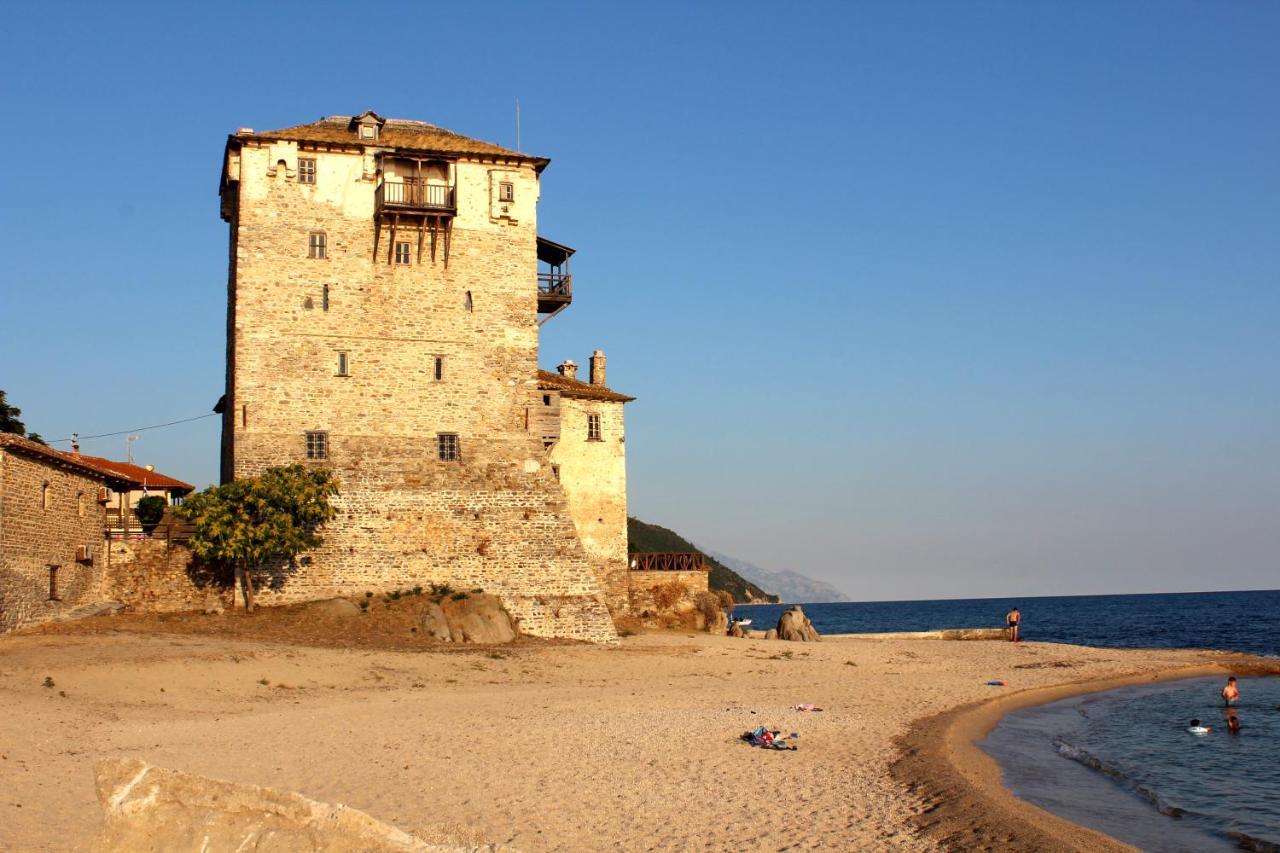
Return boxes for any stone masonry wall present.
[0,451,109,632]
[223,139,615,642]
[548,397,629,615]
[627,569,711,614]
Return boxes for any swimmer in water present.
[1187,718,1211,734]
[1222,676,1240,706]
[1226,713,1241,735]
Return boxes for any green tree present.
[0,391,47,445]
[135,494,168,533]
[176,465,339,611]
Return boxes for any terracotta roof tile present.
[0,433,132,487]
[72,455,194,493]
[537,370,635,403]
[242,115,547,166]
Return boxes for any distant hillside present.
[627,518,780,603]
[706,550,851,604]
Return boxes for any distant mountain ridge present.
[627,518,779,603]
[705,550,852,604]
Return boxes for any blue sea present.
[735,590,1280,851]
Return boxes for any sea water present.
[732,589,1280,657]
[733,591,1280,850]
[981,677,1280,851]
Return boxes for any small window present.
[298,157,317,185]
[48,565,61,601]
[433,356,444,382]
[499,181,514,202]
[308,231,327,259]
[336,352,349,376]
[78,492,86,517]
[464,291,473,313]
[360,124,376,139]
[42,480,51,510]
[437,433,460,462]
[543,394,551,406]
[395,242,411,265]
[587,414,602,441]
[305,431,328,460]
[322,284,330,312]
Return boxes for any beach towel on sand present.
[740,727,799,750]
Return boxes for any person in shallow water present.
[1188,719,1211,734]
[1222,676,1240,706]
[1226,713,1241,735]
[1006,607,1021,642]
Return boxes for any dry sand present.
[1,621,1272,851]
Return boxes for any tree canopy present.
[0,390,44,444]
[176,465,339,610]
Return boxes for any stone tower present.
[217,111,624,641]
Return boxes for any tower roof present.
[537,370,635,403]
[234,114,549,171]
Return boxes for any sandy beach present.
[1,620,1274,851]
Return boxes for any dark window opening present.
[308,231,327,259]
[305,431,328,460]
[464,291,473,312]
[437,433,460,462]
[543,394,551,406]
[587,414,602,441]
[322,284,330,311]
[298,157,317,184]
[551,464,560,481]
[434,356,444,381]
[336,352,349,376]
[48,565,60,601]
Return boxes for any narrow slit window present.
[433,356,444,381]
[48,565,60,601]
[464,291,473,312]
[437,433,460,462]
[78,492,86,517]
[336,352,349,376]
[308,231,327,259]
[551,464,560,482]
[499,181,514,202]
[587,414,602,441]
[42,480,51,509]
[322,284,330,311]
[298,157,317,184]
[305,431,328,460]
[395,242,411,265]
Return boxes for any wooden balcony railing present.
[375,179,456,213]
[538,272,572,300]
[629,552,708,572]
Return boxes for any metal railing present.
[628,552,708,572]
[376,180,456,212]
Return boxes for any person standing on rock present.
[1006,607,1021,642]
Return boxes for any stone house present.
[217,111,634,641]
[0,433,132,631]
[71,454,194,535]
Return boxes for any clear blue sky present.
[2,2,1276,600]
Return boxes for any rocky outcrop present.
[91,757,509,852]
[776,606,821,642]
[439,593,517,644]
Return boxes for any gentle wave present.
[1053,736,1194,820]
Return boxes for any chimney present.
[71,433,80,456]
[558,359,578,380]
[589,350,607,387]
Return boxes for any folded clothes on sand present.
[740,726,799,750]
[792,703,823,712]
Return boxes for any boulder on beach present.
[417,601,453,641]
[776,606,821,642]
[304,597,362,620]
[91,757,496,852]
[440,593,518,644]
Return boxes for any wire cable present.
[46,412,220,444]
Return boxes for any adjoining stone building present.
[0,433,132,631]
[217,111,634,641]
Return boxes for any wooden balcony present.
[538,272,572,313]
[375,179,456,215]
[629,552,708,572]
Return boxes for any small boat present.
[729,617,752,627]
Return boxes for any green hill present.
[627,517,780,603]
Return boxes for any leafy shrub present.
[135,495,168,531]
[651,580,688,611]
[694,590,723,629]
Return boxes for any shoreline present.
[892,654,1280,851]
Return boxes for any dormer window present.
[351,110,384,142]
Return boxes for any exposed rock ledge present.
[92,757,513,852]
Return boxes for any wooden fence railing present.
[628,552,707,572]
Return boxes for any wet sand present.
[2,623,1273,851]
